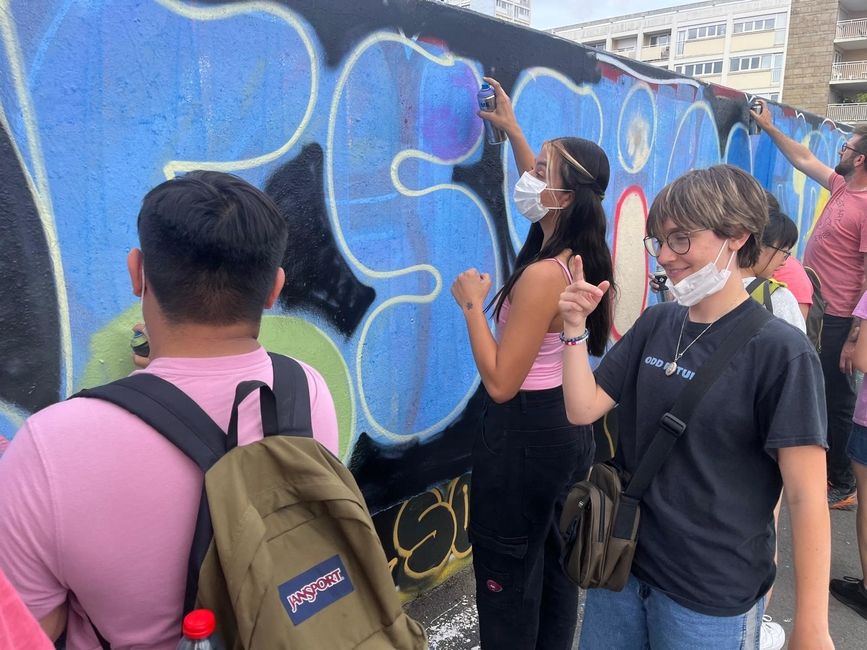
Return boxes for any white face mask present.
[667,240,736,307]
[513,172,570,223]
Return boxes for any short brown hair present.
[646,165,767,268]
[852,125,867,150]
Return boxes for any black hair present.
[137,170,288,325]
[763,197,799,250]
[491,138,615,356]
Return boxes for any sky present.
[532,0,699,31]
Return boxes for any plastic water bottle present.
[477,83,507,145]
[176,609,223,650]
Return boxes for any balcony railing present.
[640,45,670,61]
[831,61,867,82]
[837,18,867,41]
[827,103,867,123]
[613,47,636,59]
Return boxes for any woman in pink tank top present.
[451,77,614,650]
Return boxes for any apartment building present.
[440,0,532,26]
[552,0,791,103]
[786,0,867,124]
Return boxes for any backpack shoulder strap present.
[766,278,786,293]
[74,374,229,614]
[747,278,774,312]
[269,352,313,438]
[75,374,227,470]
[745,277,765,294]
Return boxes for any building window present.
[682,23,726,42]
[585,41,605,49]
[648,33,670,47]
[734,16,776,34]
[675,60,723,77]
[730,53,784,75]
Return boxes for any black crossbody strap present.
[623,306,772,501]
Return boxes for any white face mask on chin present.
[667,240,736,307]
[513,172,569,223]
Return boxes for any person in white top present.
[741,194,806,334]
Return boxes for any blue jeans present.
[579,575,764,649]
[849,422,867,466]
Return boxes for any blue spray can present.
[477,83,507,145]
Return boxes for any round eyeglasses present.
[767,244,791,261]
[643,229,707,257]
[840,143,864,156]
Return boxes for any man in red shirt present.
[753,101,867,509]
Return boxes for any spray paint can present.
[477,83,507,145]
[748,99,763,136]
[130,329,150,358]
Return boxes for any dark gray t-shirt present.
[595,299,827,616]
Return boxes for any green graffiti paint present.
[79,310,353,460]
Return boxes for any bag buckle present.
[659,412,686,437]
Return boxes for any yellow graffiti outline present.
[616,81,657,175]
[504,67,604,251]
[0,400,26,430]
[155,0,318,179]
[326,31,495,441]
[665,100,721,182]
[793,130,835,239]
[0,6,74,396]
[602,411,616,459]
[445,476,472,560]
[391,488,458,581]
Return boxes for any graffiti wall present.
[0,0,847,594]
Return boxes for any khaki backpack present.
[78,353,426,650]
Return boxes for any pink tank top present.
[496,258,573,391]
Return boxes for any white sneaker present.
[760,615,785,650]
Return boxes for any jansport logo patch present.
[278,555,354,625]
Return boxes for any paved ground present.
[406,506,866,649]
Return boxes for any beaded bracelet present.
[559,329,590,346]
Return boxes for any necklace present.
[664,314,714,376]
[664,295,749,376]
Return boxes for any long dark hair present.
[490,138,615,356]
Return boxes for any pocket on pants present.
[521,432,590,524]
[470,522,527,611]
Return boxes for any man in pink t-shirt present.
[754,102,867,508]
[0,172,339,648]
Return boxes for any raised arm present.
[751,99,833,190]
[559,256,616,424]
[478,77,535,174]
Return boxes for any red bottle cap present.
[182,609,216,640]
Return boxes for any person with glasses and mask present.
[450,76,614,650]
[559,165,832,650]
[752,100,867,511]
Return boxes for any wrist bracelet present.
[559,329,590,346]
